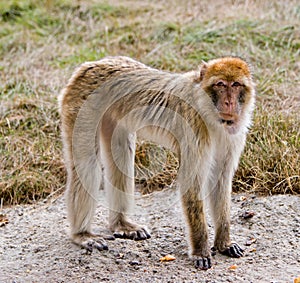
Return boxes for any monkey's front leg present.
[209,175,244,258]
[102,128,151,241]
[182,190,212,270]
[106,174,151,241]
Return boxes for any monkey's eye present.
[232,82,241,87]
[216,81,226,87]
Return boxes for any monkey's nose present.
[224,100,234,113]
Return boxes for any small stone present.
[129,260,140,266]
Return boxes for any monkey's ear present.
[195,61,208,83]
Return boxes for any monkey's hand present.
[215,242,244,258]
[192,255,212,270]
[72,232,111,254]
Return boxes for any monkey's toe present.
[72,233,109,253]
[219,242,244,258]
[135,228,151,240]
[82,238,108,253]
[113,228,151,241]
[194,257,212,270]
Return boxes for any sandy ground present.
[0,188,299,283]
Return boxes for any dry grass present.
[0,0,299,205]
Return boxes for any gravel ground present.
[0,188,299,283]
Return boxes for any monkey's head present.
[199,57,255,134]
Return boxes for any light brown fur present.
[59,56,255,269]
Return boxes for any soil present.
[0,188,299,283]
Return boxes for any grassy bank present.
[0,0,299,204]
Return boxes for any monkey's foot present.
[216,242,244,258]
[110,220,151,241]
[192,255,212,270]
[72,232,109,253]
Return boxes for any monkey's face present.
[200,57,254,134]
[210,79,246,134]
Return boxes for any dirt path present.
[0,189,299,282]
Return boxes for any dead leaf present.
[160,254,176,262]
[294,277,300,283]
[249,248,257,252]
[240,196,247,201]
[229,264,237,270]
[0,214,9,227]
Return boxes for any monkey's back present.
[59,56,202,142]
[59,56,154,126]
[61,56,152,104]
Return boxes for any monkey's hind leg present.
[63,112,109,253]
[102,128,151,241]
[65,154,109,253]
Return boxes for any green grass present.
[0,0,299,204]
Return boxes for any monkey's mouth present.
[219,113,239,134]
[219,113,236,126]
[220,119,234,125]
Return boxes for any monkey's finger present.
[229,242,244,257]
[82,241,93,254]
[113,231,126,238]
[93,240,108,251]
[103,234,115,241]
[143,228,151,239]
[195,257,212,270]
[82,238,108,253]
[138,228,151,240]
[113,231,137,240]
[221,243,244,258]
[231,243,244,257]
[231,241,244,252]
[113,228,151,240]
[134,228,151,241]
[127,230,145,240]
[211,246,217,256]
[94,237,109,250]
[234,249,243,257]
